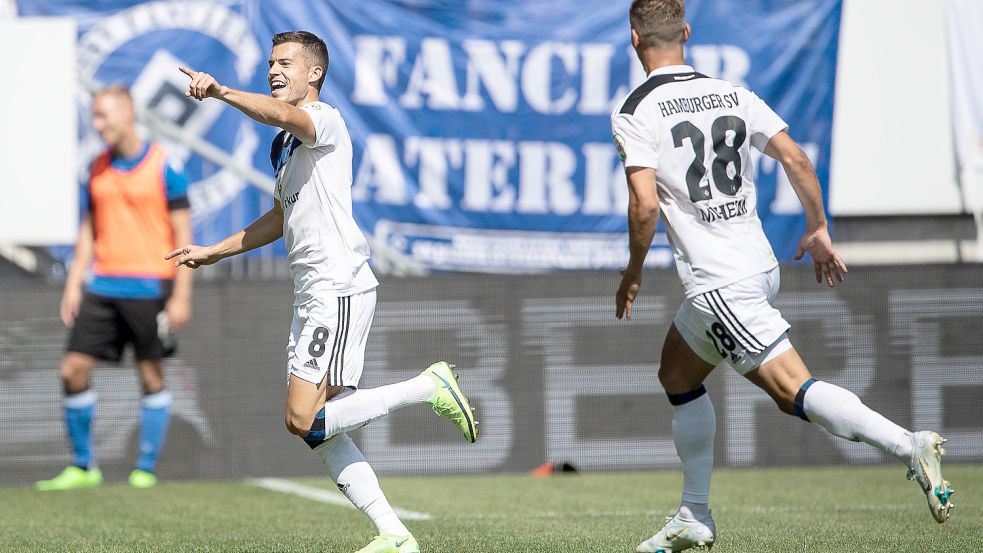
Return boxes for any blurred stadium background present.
[1,0,981,493]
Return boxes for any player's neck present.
[639,48,686,74]
[112,133,144,159]
[292,89,321,108]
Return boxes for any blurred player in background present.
[36,86,193,491]
[167,31,477,553]
[611,1,954,551]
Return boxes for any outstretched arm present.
[166,203,284,269]
[617,166,661,321]
[764,130,847,287]
[179,67,317,145]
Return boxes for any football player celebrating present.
[611,2,953,551]
[168,31,477,553]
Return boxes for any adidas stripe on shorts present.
[287,289,376,388]
[673,266,792,375]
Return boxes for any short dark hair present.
[629,0,687,50]
[272,31,329,90]
[95,84,133,105]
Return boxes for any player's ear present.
[682,24,691,43]
[308,64,323,87]
[631,28,641,50]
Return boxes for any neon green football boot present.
[128,469,157,489]
[355,532,419,553]
[423,361,477,443]
[35,466,103,491]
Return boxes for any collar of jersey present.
[646,64,696,77]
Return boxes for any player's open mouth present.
[270,81,286,91]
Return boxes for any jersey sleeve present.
[611,112,660,170]
[743,89,789,152]
[80,182,92,214]
[301,102,341,149]
[163,157,191,210]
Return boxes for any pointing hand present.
[179,66,226,101]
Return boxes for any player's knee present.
[760,381,798,415]
[58,360,77,382]
[137,361,165,393]
[59,358,90,391]
[139,375,165,395]
[658,365,693,394]
[284,408,313,437]
[774,396,797,416]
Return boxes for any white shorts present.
[286,289,376,388]
[674,267,792,375]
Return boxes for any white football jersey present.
[272,101,378,304]
[611,64,787,297]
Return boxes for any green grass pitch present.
[2,464,979,552]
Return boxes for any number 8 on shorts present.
[286,292,375,388]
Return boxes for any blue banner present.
[20,0,840,272]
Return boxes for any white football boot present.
[906,430,955,523]
[636,506,715,552]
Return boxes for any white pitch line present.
[246,477,431,520]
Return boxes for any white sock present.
[670,390,715,512]
[802,380,912,461]
[323,375,435,437]
[314,433,409,536]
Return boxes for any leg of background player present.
[61,353,99,470]
[36,353,104,491]
[134,359,171,478]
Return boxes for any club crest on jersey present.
[76,1,264,222]
[613,133,627,162]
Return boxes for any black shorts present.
[67,292,174,362]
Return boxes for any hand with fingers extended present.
[165,244,222,270]
[179,66,227,101]
[794,227,848,287]
[616,267,642,320]
[60,284,83,328]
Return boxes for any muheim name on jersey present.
[658,92,740,118]
[346,35,758,271]
[699,197,748,223]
